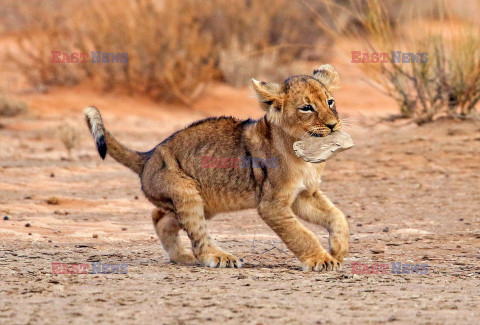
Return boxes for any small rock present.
[357,223,362,227]
[75,244,91,248]
[371,248,385,254]
[28,232,32,236]
[121,227,128,231]
[134,196,139,200]
[46,197,60,205]
[25,223,31,227]
[3,216,9,220]
[50,173,55,178]
[92,234,98,238]
[383,227,389,232]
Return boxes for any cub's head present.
[252,64,342,139]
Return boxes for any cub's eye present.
[327,99,334,106]
[299,104,314,112]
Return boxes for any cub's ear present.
[251,78,283,112]
[313,64,340,91]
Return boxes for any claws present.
[200,251,243,269]
[301,253,340,272]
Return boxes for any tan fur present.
[85,65,350,271]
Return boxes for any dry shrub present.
[0,95,28,117]
[6,2,80,87]
[356,1,480,123]
[6,0,331,101]
[313,0,480,124]
[57,122,79,159]
[71,0,216,104]
[219,39,303,87]
[46,196,60,205]
[202,0,332,85]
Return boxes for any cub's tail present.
[84,106,146,175]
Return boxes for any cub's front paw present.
[301,252,340,272]
[198,249,243,268]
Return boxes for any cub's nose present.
[326,123,337,131]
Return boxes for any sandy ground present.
[1,70,480,324]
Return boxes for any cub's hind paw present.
[301,252,340,272]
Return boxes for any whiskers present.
[338,114,363,132]
[339,120,356,132]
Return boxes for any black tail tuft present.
[97,134,107,159]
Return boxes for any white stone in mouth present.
[293,131,354,163]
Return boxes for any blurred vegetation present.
[57,122,80,159]
[1,0,479,122]
[4,0,334,104]
[0,95,28,117]
[313,0,480,123]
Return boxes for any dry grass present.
[4,0,478,119]
[46,196,60,205]
[218,40,305,87]
[5,0,331,102]
[352,0,480,123]
[0,95,28,117]
[311,0,480,123]
[57,122,79,159]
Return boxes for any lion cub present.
[85,64,349,271]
